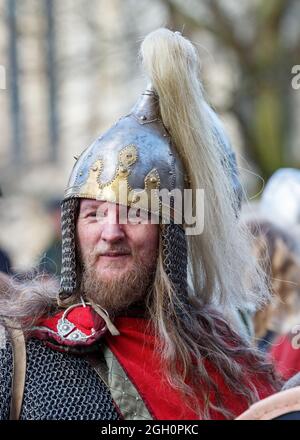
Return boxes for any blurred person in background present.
[235,171,300,420]
[0,29,279,421]
[38,199,62,278]
[243,169,300,385]
[245,219,300,351]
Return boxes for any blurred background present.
[0,0,299,274]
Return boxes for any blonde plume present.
[140,28,269,322]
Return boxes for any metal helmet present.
[59,85,241,300]
[64,87,186,223]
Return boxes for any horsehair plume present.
[140,28,269,319]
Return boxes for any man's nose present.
[101,223,125,243]
[99,203,126,243]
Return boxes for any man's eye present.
[97,210,108,217]
[87,212,97,217]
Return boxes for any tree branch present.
[164,0,256,73]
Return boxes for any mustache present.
[92,243,132,257]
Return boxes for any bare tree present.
[7,0,22,165]
[164,0,300,179]
[44,0,59,163]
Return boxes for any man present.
[0,28,278,420]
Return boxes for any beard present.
[79,244,157,315]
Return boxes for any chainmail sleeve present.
[0,332,13,420]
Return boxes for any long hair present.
[144,233,278,419]
[140,28,279,417]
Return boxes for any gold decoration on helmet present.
[79,144,161,216]
[80,158,104,196]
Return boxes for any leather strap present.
[5,323,27,420]
[88,344,152,420]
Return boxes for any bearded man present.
[0,29,278,421]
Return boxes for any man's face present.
[77,199,159,313]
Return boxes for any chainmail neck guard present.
[60,198,79,297]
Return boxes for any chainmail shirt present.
[0,336,120,420]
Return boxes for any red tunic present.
[33,309,275,419]
[105,317,274,420]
